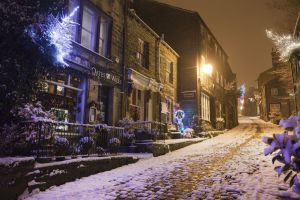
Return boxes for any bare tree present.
[268,0,300,32]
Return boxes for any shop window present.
[201,93,210,121]
[166,60,173,84]
[56,80,65,96]
[130,88,143,121]
[89,107,97,123]
[271,88,278,96]
[98,86,110,124]
[137,38,149,68]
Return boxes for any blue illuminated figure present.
[175,110,185,133]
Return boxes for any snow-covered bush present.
[108,138,121,153]
[0,102,54,156]
[122,132,135,145]
[263,112,300,194]
[183,128,194,138]
[79,136,94,155]
[53,136,69,156]
[269,111,282,124]
[96,146,106,156]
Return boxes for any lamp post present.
[201,63,213,76]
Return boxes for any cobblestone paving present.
[26,117,300,200]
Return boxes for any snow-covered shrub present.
[263,112,300,194]
[0,102,54,156]
[183,128,194,138]
[122,132,135,145]
[79,136,94,155]
[269,111,282,124]
[53,136,69,156]
[93,125,109,148]
[108,138,121,153]
[216,118,225,130]
[96,146,106,156]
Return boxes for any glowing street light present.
[201,64,213,76]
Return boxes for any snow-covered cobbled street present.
[24,117,300,200]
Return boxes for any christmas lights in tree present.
[266,29,300,62]
[45,6,79,66]
[26,6,79,67]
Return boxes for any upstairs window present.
[166,60,173,84]
[81,6,95,50]
[137,38,149,68]
[271,88,278,96]
[78,4,111,57]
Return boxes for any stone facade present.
[257,49,296,122]
[37,0,125,125]
[132,0,238,130]
[124,10,179,124]
[291,15,300,113]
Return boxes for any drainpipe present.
[156,34,163,133]
[120,0,129,119]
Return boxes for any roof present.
[128,9,179,57]
[135,0,229,58]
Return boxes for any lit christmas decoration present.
[175,110,185,133]
[266,29,300,62]
[26,6,79,67]
[45,6,79,66]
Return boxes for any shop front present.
[127,68,163,122]
[88,65,122,125]
[37,68,87,124]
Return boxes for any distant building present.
[124,10,179,126]
[131,0,238,130]
[242,87,259,116]
[257,49,296,123]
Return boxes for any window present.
[270,103,281,113]
[69,0,79,41]
[271,88,278,96]
[77,4,111,56]
[137,38,149,68]
[201,93,210,121]
[81,6,95,49]
[166,60,173,84]
[98,18,108,56]
[130,88,143,121]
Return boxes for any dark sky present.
[157,0,287,87]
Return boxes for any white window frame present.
[201,93,210,121]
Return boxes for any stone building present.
[291,14,300,113]
[257,49,296,122]
[37,0,125,125]
[131,0,238,130]
[124,9,179,126]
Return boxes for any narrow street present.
[25,117,300,200]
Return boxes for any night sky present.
[157,0,288,87]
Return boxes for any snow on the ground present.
[155,137,206,144]
[0,157,34,167]
[24,117,299,200]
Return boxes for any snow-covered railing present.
[21,119,125,157]
[125,121,166,141]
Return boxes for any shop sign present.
[91,67,121,85]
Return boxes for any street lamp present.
[201,63,213,76]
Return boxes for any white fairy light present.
[45,6,79,66]
[266,29,300,62]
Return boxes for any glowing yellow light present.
[201,64,213,75]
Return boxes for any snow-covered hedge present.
[263,112,300,194]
